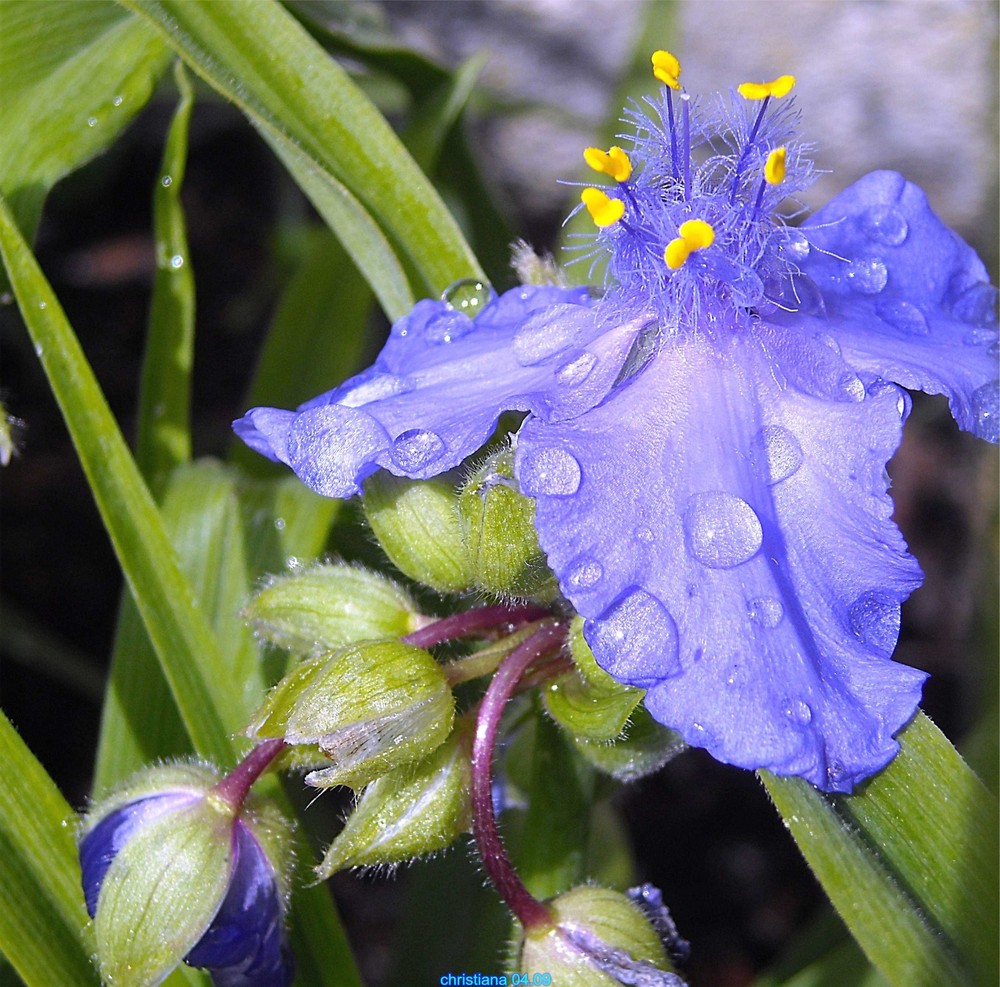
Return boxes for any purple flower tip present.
[234,61,997,792]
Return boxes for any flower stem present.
[404,604,551,650]
[470,621,566,931]
[213,738,286,810]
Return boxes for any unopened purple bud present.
[78,763,293,987]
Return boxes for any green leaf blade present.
[121,0,484,314]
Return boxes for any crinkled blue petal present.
[517,324,926,792]
[772,170,998,442]
[79,793,199,918]
[234,285,652,497]
[185,821,292,987]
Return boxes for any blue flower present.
[79,764,293,987]
[235,54,997,792]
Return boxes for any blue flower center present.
[576,53,816,334]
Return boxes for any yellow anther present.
[764,146,787,185]
[581,187,625,228]
[651,49,682,90]
[678,219,715,250]
[583,146,633,183]
[737,74,796,100]
[664,238,691,270]
[664,219,715,270]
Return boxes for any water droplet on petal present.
[951,282,997,326]
[972,379,999,442]
[513,306,582,366]
[425,310,473,343]
[775,272,826,316]
[566,557,603,591]
[556,350,598,386]
[750,426,803,484]
[340,372,410,407]
[963,327,998,347]
[783,698,813,724]
[782,229,810,262]
[876,299,928,335]
[826,761,847,786]
[846,257,888,295]
[747,596,784,628]
[848,589,899,656]
[684,492,763,569]
[442,278,493,315]
[519,446,582,496]
[391,429,446,472]
[585,588,679,683]
[160,175,173,188]
[861,205,908,246]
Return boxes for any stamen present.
[581,187,625,228]
[754,147,786,214]
[681,93,692,201]
[651,49,682,90]
[664,219,715,270]
[583,146,633,182]
[737,75,796,100]
[764,146,787,185]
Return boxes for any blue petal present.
[79,793,198,918]
[517,324,926,792]
[774,170,998,442]
[234,285,650,497]
[185,821,292,987]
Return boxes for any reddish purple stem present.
[403,604,551,650]
[470,621,566,931]
[213,738,286,810]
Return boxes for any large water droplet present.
[86,116,98,128]
[391,429,446,472]
[112,94,124,107]
[848,589,899,655]
[861,205,908,246]
[747,596,784,628]
[951,282,997,326]
[566,557,604,591]
[169,254,184,269]
[846,257,888,295]
[513,306,582,366]
[684,492,763,569]
[556,350,598,387]
[585,588,679,683]
[519,446,582,496]
[750,425,803,484]
[160,174,173,188]
[425,310,473,344]
[876,299,928,335]
[972,379,999,442]
[776,272,826,316]
[339,372,409,408]
[782,698,813,725]
[442,278,493,315]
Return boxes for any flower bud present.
[316,724,472,877]
[459,447,555,598]
[362,471,474,593]
[78,762,293,987]
[244,562,422,655]
[249,640,455,789]
[545,618,644,740]
[515,885,687,987]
